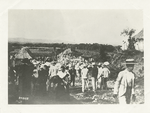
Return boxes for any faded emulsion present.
[8,9,144,104]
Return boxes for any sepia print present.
[8,9,144,104]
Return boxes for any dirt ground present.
[9,77,144,104]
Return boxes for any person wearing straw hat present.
[113,59,136,104]
[101,61,110,90]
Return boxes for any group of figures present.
[8,55,137,104]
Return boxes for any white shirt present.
[114,69,135,96]
[97,67,103,79]
[75,63,80,70]
[44,62,51,67]
[81,68,88,79]
[57,70,69,79]
[102,67,110,78]
[49,65,58,77]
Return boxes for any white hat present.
[103,61,109,66]
[88,64,92,68]
[124,59,137,64]
[51,61,57,64]
[92,62,96,65]
[98,62,102,66]
[40,64,45,69]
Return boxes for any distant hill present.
[8,38,75,44]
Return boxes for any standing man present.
[81,64,89,92]
[91,62,98,92]
[113,59,136,104]
[57,66,70,100]
[101,62,110,90]
[69,65,76,86]
[97,62,103,90]
[38,65,49,96]
[46,61,58,92]
[17,58,34,101]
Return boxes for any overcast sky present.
[8,9,143,45]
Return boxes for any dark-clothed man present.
[16,58,34,102]
[91,62,98,92]
[69,65,76,86]
[57,66,70,101]
[38,65,49,96]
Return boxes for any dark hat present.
[61,65,65,69]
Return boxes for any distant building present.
[121,29,144,52]
[15,47,33,59]
[133,29,144,52]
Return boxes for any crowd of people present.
[8,54,137,104]
[8,55,111,103]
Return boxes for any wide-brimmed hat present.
[51,61,57,64]
[123,59,137,64]
[103,61,109,66]
[92,62,96,66]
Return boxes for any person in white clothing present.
[81,65,89,92]
[57,66,70,80]
[49,61,58,77]
[113,59,136,104]
[46,61,58,91]
[101,62,110,90]
[97,63,103,89]
[57,66,70,95]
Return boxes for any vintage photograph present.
[8,9,144,104]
